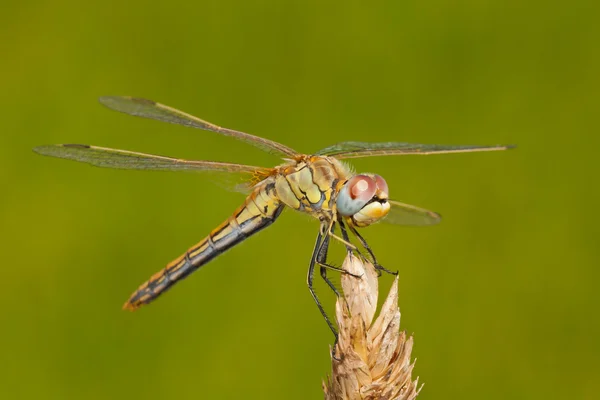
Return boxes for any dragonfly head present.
[337,174,390,227]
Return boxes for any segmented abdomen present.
[123,183,283,310]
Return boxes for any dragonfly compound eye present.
[373,174,389,199]
[336,175,377,216]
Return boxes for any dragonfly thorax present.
[337,174,390,227]
[273,155,349,220]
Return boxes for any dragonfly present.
[34,96,512,340]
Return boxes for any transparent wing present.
[382,200,442,226]
[316,141,514,159]
[98,96,298,158]
[33,144,272,192]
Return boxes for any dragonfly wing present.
[315,141,514,159]
[33,144,272,192]
[382,200,441,226]
[98,96,298,158]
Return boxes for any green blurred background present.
[2,1,599,399]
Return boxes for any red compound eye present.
[348,175,377,200]
[374,175,389,196]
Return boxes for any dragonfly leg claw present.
[331,333,344,362]
[347,224,399,276]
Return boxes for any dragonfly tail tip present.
[122,301,138,311]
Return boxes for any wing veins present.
[33,144,269,174]
[99,96,298,158]
[382,200,441,226]
[316,141,514,159]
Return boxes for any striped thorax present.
[274,155,351,220]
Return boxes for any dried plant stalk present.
[323,254,421,400]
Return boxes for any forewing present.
[99,96,298,158]
[382,200,441,226]
[316,141,514,159]
[33,144,272,192]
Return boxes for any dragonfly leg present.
[348,225,398,276]
[321,221,363,281]
[316,222,361,298]
[316,228,341,297]
[319,263,362,279]
[307,228,338,339]
[322,218,355,251]
[327,231,357,250]
[308,223,348,360]
[337,220,353,251]
[338,219,364,258]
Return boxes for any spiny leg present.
[338,219,368,265]
[327,231,357,250]
[307,228,338,340]
[338,219,361,256]
[348,224,398,276]
[316,224,341,297]
[321,263,361,276]
[317,221,361,290]
[310,223,360,360]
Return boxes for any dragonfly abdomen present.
[123,184,284,310]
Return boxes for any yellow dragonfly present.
[34,96,512,338]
